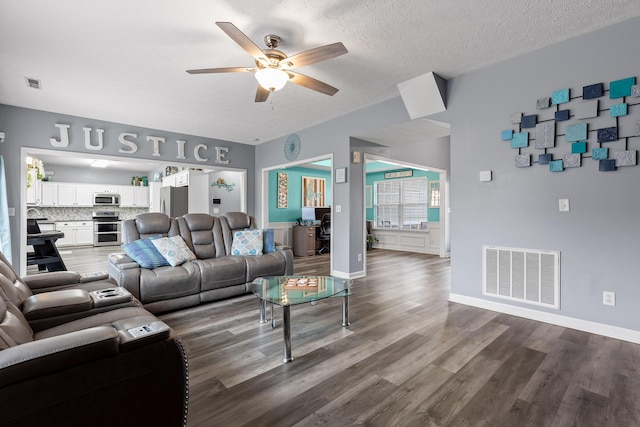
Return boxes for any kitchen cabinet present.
[26,169,41,206]
[119,186,150,207]
[93,185,119,194]
[55,221,94,247]
[162,170,195,188]
[47,183,94,207]
[40,182,58,206]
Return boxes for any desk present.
[292,225,319,257]
[27,231,67,272]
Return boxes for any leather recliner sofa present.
[0,252,189,426]
[108,212,294,314]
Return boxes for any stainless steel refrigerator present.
[159,186,188,217]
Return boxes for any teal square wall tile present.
[501,129,513,140]
[610,103,628,117]
[552,89,570,104]
[511,132,528,148]
[572,142,587,154]
[565,123,587,142]
[549,160,564,172]
[592,147,608,160]
[610,77,636,99]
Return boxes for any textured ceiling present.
[2,0,640,146]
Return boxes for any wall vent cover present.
[25,77,41,89]
[483,245,560,309]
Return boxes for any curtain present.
[0,156,12,263]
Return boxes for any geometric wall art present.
[565,123,587,142]
[574,100,598,119]
[535,122,555,148]
[504,75,639,173]
[515,154,531,168]
[614,150,637,167]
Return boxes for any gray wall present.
[210,170,243,214]
[256,97,450,276]
[445,17,640,330]
[0,105,255,267]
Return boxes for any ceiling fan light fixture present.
[255,68,289,92]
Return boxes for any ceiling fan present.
[187,22,348,102]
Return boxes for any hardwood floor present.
[32,246,640,426]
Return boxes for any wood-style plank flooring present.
[32,246,640,426]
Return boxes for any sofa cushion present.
[122,237,169,269]
[231,230,263,256]
[192,257,247,291]
[152,236,197,267]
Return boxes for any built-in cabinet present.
[119,186,150,207]
[55,221,93,247]
[26,169,41,205]
[162,170,192,188]
[39,182,149,207]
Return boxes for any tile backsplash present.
[27,207,149,222]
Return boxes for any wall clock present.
[284,134,301,161]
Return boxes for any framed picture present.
[277,172,288,208]
[335,167,347,184]
[302,176,326,207]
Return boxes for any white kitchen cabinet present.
[162,170,193,188]
[119,186,149,207]
[53,183,95,207]
[148,182,161,212]
[40,182,59,206]
[162,175,176,187]
[26,169,41,206]
[55,221,94,247]
[93,185,119,194]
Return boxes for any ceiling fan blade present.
[283,42,348,68]
[255,85,271,103]
[216,22,270,66]
[186,67,253,74]
[288,71,339,96]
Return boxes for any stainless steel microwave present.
[93,193,120,206]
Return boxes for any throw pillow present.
[263,228,275,253]
[151,235,197,267]
[231,229,263,256]
[121,236,169,269]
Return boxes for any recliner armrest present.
[108,252,139,270]
[22,289,93,321]
[0,326,119,387]
[22,271,82,291]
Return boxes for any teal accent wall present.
[269,167,332,222]
[365,169,440,222]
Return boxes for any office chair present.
[317,213,331,254]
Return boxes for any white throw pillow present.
[151,235,196,266]
[231,229,263,256]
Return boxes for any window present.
[429,181,441,208]
[375,177,428,229]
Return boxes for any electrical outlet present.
[603,291,615,306]
[559,199,570,212]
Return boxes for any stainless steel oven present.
[92,211,122,246]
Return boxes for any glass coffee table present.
[249,276,352,363]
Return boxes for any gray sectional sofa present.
[0,250,188,426]
[108,212,293,314]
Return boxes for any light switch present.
[559,199,570,212]
[335,205,341,213]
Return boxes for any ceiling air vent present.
[25,77,42,89]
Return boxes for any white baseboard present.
[449,293,640,344]
[332,269,365,280]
